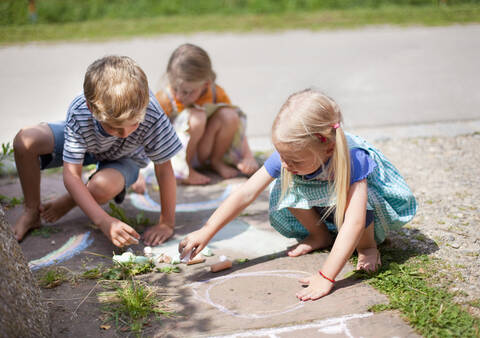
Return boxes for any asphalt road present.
[0,24,479,145]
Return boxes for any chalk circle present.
[187,270,310,319]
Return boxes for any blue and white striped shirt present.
[63,92,182,168]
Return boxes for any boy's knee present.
[13,128,33,153]
[13,123,53,155]
[87,174,123,204]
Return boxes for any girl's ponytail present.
[330,126,350,228]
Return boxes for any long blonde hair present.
[272,89,350,228]
[166,43,216,87]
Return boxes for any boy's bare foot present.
[356,247,381,272]
[237,155,259,176]
[211,161,238,179]
[40,195,75,223]
[13,208,41,241]
[130,173,146,194]
[287,232,333,257]
[182,168,211,185]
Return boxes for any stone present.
[0,206,51,337]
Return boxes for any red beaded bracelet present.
[318,270,335,283]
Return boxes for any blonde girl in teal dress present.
[179,89,416,301]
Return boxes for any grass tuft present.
[350,247,480,336]
[99,280,174,333]
[37,267,70,288]
[30,225,61,238]
[108,203,151,231]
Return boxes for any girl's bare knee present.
[189,109,207,131]
[288,207,317,217]
[217,108,239,126]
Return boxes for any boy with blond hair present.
[13,55,182,247]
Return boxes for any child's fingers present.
[123,225,141,239]
[178,238,187,254]
[112,238,123,248]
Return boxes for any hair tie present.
[332,123,340,129]
[315,134,327,143]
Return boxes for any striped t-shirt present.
[63,92,182,168]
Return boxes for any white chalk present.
[180,250,192,263]
[201,246,214,257]
[143,246,153,257]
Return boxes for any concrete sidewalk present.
[1,171,419,337]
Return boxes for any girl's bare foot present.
[356,247,381,272]
[40,195,75,223]
[211,161,238,179]
[237,155,259,176]
[13,208,41,241]
[288,232,333,257]
[130,173,146,194]
[183,168,211,185]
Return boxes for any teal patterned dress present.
[269,133,417,244]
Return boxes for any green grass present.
[37,267,70,288]
[99,280,174,334]
[101,260,156,280]
[108,203,151,231]
[30,225,62,238]
[0,195,23,208]
[351,247,480,337]
[1,5,479,45]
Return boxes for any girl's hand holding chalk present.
[178,227,213,261]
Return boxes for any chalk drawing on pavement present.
[129,184,233,213]
[28,231,93,271]
[209,312,373,338]
[129,164,234,213]
[186,270,311,319]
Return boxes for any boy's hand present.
[143,222,174,246]
[295,273,334,301]
[178,228,211,260]
[100,217,140,248]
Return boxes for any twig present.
[406,285,427,295]
[42,297,91,301]
[71,281,100,319]
[83,251,111,259]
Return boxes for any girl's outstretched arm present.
[179,166,274,259]
[296,179,368,301]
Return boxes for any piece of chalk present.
[200,246,214,257]
[210,260,232,272]
[163,255,172,264]
[180,250,192,263]
[187,257,206,265]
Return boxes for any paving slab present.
[0,170,419,337]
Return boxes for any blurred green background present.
[1,0,479,43]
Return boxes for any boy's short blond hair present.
[84,55,149,124]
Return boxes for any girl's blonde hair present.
[166,43,216,86]
[272,89,351,229]
[84,55,149,125]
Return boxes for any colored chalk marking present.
[28,232,93,271]
[209,313,373,338]
[129,184,233,212]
